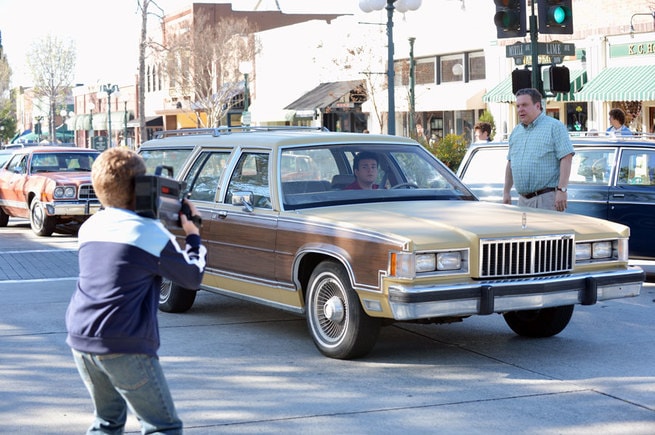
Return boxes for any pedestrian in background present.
[65,147,206,434]
[474,122,492,143]
[503,88,574,212]
[606,108,633,136]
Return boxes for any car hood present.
[34,172,92,184]
[297,201,630,249]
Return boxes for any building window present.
[416,58,435,85]
[468,52,486,81]
[440,54,464,83]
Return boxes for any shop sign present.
[610,41,655,58]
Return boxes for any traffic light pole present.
[529,2,542,95]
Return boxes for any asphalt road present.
[1,219,654,434]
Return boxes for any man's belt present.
[520,187,556,199]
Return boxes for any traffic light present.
[542,66,570,94]
[494,0,526,38]
[511,68,532,95]
[538,0,573,34]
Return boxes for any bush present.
[425,133,468,171]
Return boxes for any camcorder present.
[135,165,201,229]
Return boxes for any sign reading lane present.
[506,42,576,58]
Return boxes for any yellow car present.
[139,127,644,359]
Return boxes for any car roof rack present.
[153,126,328,139]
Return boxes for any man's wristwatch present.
[556,186,567,192]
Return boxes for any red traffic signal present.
[494,0,526,39]
[538,0,573,34]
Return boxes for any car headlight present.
[390,250,466,278]
[576,240,624,261]
[575,243,591,261]
[437,252,462,270]
[54,186,77,199]
[592,241,612,259]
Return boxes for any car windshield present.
[30,152,99,173]
[280,143,475,210]
[140,148,194,177]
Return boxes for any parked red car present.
[0,146,101,236]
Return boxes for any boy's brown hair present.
[92,147,146,209]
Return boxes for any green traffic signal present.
[538,0,573,34]
[547,5,569,25]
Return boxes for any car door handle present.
[214,210,228,219]
[612,193,625,198]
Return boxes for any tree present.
[0,45,16,142]
[320,26,387,133]
[137,0,164,145]
[162,14,258,128]
[26,35,75,143]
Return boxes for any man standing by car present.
[503,88,574,212]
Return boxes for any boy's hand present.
[179,199,201,235]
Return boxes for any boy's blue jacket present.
[66,207,206,356]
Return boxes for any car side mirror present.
[231,191,254,212]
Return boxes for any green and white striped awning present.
[575,65,655,102]
[483,69,587,103]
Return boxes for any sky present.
[0,0,358,87]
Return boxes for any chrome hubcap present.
[323,296,345,323]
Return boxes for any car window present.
[140,148,194,177]
[184,151,230,202]
[281,143,473,210]
[459,148,507,184]
[6,154,28,174]
[226,152,271,209]
[617,149,655,186]
[571,149,615,185]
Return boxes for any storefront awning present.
[483,69,587,103]
[575,65,655,101]
[75,114,91,131]
[92,113,107,131]
[284,80,364,111]
[127,116,164,127]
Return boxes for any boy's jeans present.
[72,349,182,434]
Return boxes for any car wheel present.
[503,305,574,338]
[306,260,381,359]
[0,208,9,227]
[30,200,56,236]
[159,278,197,313]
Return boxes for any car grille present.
[78,184,98,201]
[480,235,574,278]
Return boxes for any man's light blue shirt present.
[507,112,574,194]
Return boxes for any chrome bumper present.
[387,267,644,321]
[46,201,102,216]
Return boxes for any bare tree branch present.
[162,14,259,128]
[26,35,75,142]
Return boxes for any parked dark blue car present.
[457,135,655,260]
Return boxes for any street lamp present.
[88,102,95,149]
[122,97,129,148]
[359,0,422,135]
[629,12,655,38]
[239,61,252,127]
[408,37,416,139]
[100,83,119,147]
